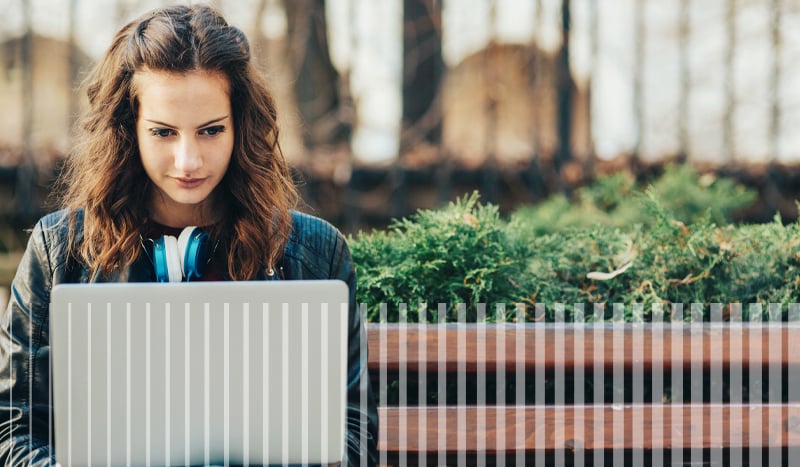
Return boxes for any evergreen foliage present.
[349,164,799,322]
[510,164,756,237]
[350,193,531,322]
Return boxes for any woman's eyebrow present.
[195,116,229,129]
[144,119,176,129]
[143,116,229,129]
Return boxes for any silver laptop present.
[50,280,349,467]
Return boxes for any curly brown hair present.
[57,4,299,280]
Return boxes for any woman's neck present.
[148,193,221,228]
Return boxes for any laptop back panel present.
[50,280,349,466]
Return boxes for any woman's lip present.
[174,177,206,188]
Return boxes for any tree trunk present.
[556,0,574,176]
[401,0,443,151]
[282,0,349,149]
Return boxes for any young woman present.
[0,5,377,465]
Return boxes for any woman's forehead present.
[134,69,232,125]
[134,68,230,93]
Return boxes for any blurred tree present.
[16,0,35,223]
[401,0,443,153]
[555,0,573,180]
[282,0,351,149]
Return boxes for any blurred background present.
[1,0,800,292]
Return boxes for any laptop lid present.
[49,280,349,466]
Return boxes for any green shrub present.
[520,195,800,321]
[349,192,531,322]
[350,166,796,323]
[510,163,756,238]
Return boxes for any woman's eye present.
[201,126,225,137]
[150,128,174,138]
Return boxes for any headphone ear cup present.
[178,226,210,281]
[162,235,184,283]
[152,236,170,283]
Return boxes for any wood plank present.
[378,403,800,454]
[366,323,800,373]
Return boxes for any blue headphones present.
[151,226,211,282]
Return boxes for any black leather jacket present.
[0,209,378,466]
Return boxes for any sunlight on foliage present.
[350,164,797,323]
[509,163,756,239]
[349,192,531,322]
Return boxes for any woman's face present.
[135,69,234,227]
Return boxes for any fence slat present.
[366,323,800,373]
[378,404,800,454]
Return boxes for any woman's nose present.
[174,137,202,173]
